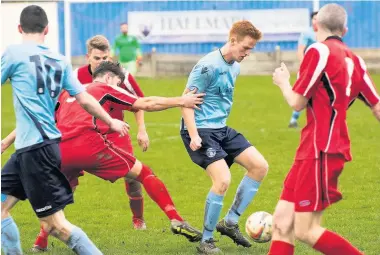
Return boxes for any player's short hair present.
[229,20,262,41]
[311,11,318,19]
[20,5,48,33]
[86,35,110,54]
[317,4,347,35]
[93,61,125,83]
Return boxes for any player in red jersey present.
[2,61,204,249]
[75,35,149,230]
[268,4,380,255]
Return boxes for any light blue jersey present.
[1,42,84,151]
[298,27,317,53]
[182,49,240,129]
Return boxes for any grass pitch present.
[2,75,380,254]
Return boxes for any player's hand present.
[109,119,130,137]
[183,90,205,110]
[273,62,290,87]
[137,130,150,152]
[190,135,202,151]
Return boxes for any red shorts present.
[280,153,346,212]
[60,133,136,188]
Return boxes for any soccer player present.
[2,61,205,249]
[180,21,268,254]
[112,22,142,76]
[75,35,148,230]
[268,4,380,255]
[30,35,148,252]
[288,11,318,128]
[1,5,129,255]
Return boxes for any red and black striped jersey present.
[56,82,138,143]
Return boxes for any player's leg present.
[1,154,24,255]
[294,211,363,255]
[268,157,302,255]
[87,141,201,242]
[217,128,268,247]
[128,159,202,242]
[196,159,231,254]
[224,146,268,224]
[32,175,80,252]
[124,176,145,229]
[288,110,301,128]
[2,195,22,255]
[268,200,296,255]
[180,129,230,253]
[293,154,363,255]
[111,134,146,229]
[21,144,102,255]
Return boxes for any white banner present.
[128,9,310,44]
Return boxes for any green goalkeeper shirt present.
[113,34,141,63]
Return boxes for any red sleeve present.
[107,85,138,111]
[127,73,144,97]
[293,43,330,99]
[357,56,380,107]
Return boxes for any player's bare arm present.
[132,91,205,112]
[181,88,202,151]
[297,44,306,63]
[134,110,149,152]
[372,102,380,122]
[1,130,16,154]
[75,91,130,136]
[273,62,309,111]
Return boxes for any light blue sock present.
[67,227,102,255]
[1,216,22,255]
[225,176,261,225]
[290,110,301,123]
[202,191,224,242]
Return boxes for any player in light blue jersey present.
[1,5,129,255]
[180,21,269,254]
[289,11,318,128]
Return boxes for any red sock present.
[313,230,363,255]
[268,240,294,255]
[34,226,49,248]
[124,179,144,220]
[137,165,183,222]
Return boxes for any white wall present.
[1,2,59,54]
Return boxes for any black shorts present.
[1,143,73,218]
[180,126,251,169]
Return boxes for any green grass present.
[2,75,380,255]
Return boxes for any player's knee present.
[39,212,72,240]
[256,158,269,178]
[1,204,10,220]
[40,219,54,235]
[247,158,269,181]
[214,178,231,194]
[1,194,15,219]
[272,211,293,236]
[125,178,143,197]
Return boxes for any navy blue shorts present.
[180,126,252,169]
[1,143,73,218]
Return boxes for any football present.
[245,211,273,243]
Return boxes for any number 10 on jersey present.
[29,55,63,98]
